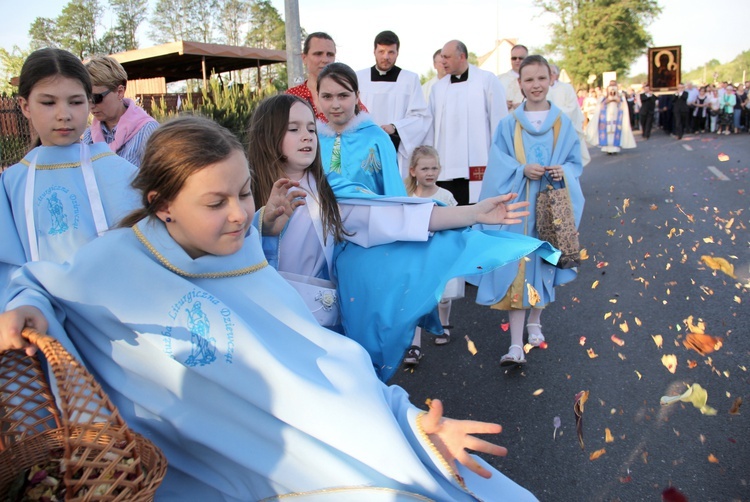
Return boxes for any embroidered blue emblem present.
[47,192,69,235]
[360,148,382,173]
[184,301,217,367]
[530,144,550,165]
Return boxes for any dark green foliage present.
[536,0,662,87]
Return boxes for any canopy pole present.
[202,56,207,90]
[256,60,261,89]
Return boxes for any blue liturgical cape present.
[5,219,539,501]
[475,103,585,307]
[0,142,139,294]
[318,112,406,196]
[259,173,560,382]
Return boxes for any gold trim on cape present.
[133,225,267,278]
[20,151,117,170]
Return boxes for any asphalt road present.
[391,128,749,502]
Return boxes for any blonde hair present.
[85,55,128,90]
[404,145,441,196]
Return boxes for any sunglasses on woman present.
[91,89,112,104]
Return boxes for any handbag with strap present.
[514,114,580,269]
[535,172,581,269]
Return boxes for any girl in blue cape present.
[0,48,139,295]
[316,62,406,196]
[0,115,538,501]
[475,55,585,367]
[249,95,559,382]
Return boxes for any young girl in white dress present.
[403,146,463,367]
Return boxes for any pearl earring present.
[165,217,172,223]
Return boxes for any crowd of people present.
[1,33,592,500]
[579,80,750,139]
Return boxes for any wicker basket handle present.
[21,327,54,348]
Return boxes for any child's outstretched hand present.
[474,193,529,226]
[420,399,507,479]
[0,306,48,356]
[262,178,307,236]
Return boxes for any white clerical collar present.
[377,68,388,76]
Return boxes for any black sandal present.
[403,345,423,367]
[434,325,452,346]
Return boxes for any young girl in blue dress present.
[315,62,406,196]
[475,55,584,367]
[248,94,559,381]
[0,115,539,501]
[0,48,138,294]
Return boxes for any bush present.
[150,78,277,147]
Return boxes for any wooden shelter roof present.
[110,40,286,83]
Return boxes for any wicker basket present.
[0,328,167,501]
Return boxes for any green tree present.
[0,46,29,95]
[108,0,148,51]
[56,0,104,59]
[28,18,59,50]
[150,0,195,43]
[217,0,251,46]
[246,0,286,89]
[246,0,285,50]
[192,0,218,43]
[535,0,661,87]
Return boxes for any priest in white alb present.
[497,44,527,112]
[427,40,508,205]
[357,31,431,176]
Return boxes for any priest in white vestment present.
[357,31,431,177]
[585,83,637,154]
[497,44,528,112]
[421,49,446,103]
[427,40,508,204]
[548,64,591,166]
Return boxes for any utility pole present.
[285,0,304,88]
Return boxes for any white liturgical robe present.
[427,65,508,202]
[357,66,431,176]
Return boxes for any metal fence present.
[1,95,33,171]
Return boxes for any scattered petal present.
[589,448,606,460]
[574,390,589,450]
[500,322,510,332]
[635,370,642,380]
[591,280,599,289]
[708,453,719,464]
[553,416,561,440]
[464,335,478,355]
[634,317,642,327]
[729,397,742,415]
[703,236,714,244]
[526,283,541,306]
[619,321,629,333]
[605,428,614,443]
[579,248,589,260]
[532,388,544,396]
[661,354,678,374]
[700,255,736,278]
[596,261,609,269]
[662,486,688,502]
[687,360,697,368]
[660,383,718,415]
[579,336,586,346]
[611,334,625,346]
[587,348,598,359]
[683,333,723,355]
[717,153,729,162]
[652,335,663,348]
